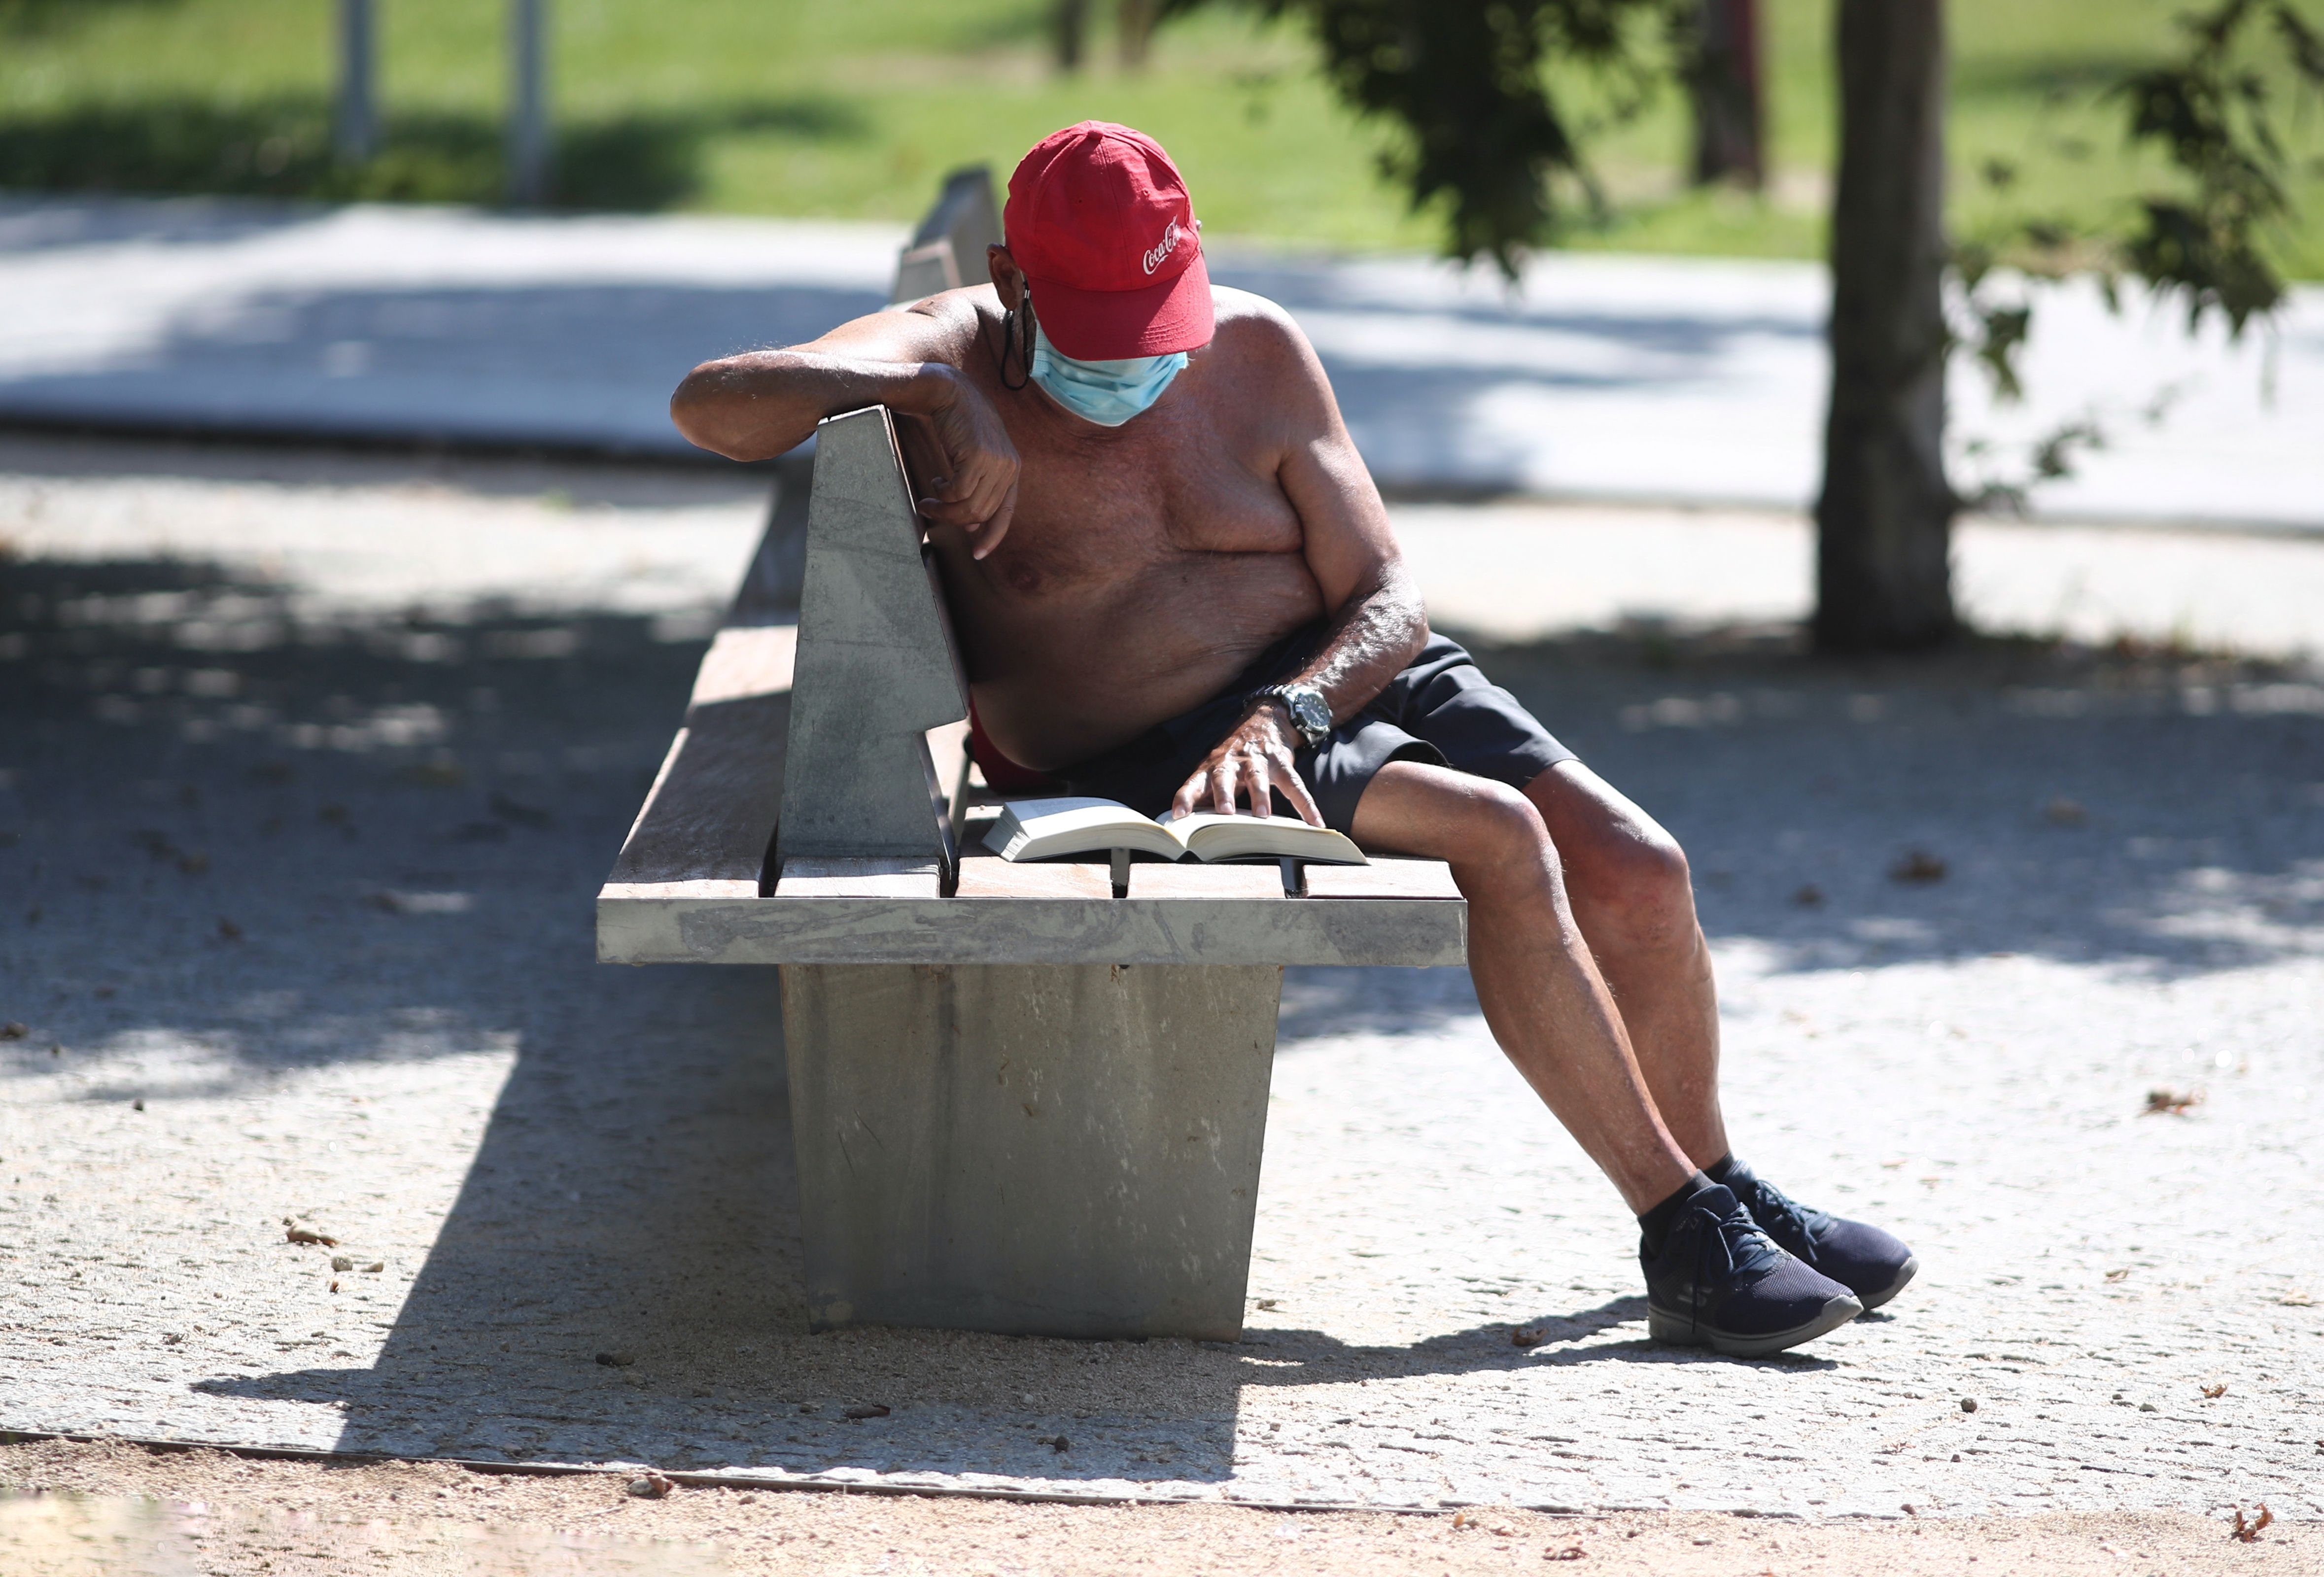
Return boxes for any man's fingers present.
[1245,756,1274,820]
[1278,763,1325,828]
[1210,760,1240,817]
[1170,768,1206,821]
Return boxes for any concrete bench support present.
[783,961,1281,1340]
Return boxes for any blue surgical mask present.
[1029,330,1187,428]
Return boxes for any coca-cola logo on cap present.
[1142,218,1182,276]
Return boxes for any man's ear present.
[987,244,1024,310]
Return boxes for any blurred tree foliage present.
[1960,0,2324,395]
[1163,0,1685,276]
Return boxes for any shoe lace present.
[1739,1176,1833,1259]
[1673,1198,1782,1326]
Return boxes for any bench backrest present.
[773,406,969,882]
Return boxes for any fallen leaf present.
[2143,1087,2203,1116]
[595,1351,636,1368]
[2231,1505,2272,1542]
[1510,1326,1546,1349]
[1545,1546,1586,1561]
[1791,883,1824,907]
[843,1403,891,1420]
[2105,1268,2130,1283]
[1452,1511,1472,1530]
[626,1472,674,1500]
[362,1262,384,1273]
[328,1280,340,1293]
[284,1224,338,1248]
[2201,1383,2227,1399]
[330,1255,354,1272]
[1890,850,1947,884]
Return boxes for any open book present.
[985,797,1367,866]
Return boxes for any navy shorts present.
[1057,623,1579,835]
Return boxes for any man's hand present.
[1170,702,1325,825]
[912,367,1020,560]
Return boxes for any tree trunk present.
[1688,0,1764,188]
[1119,0,1161,70]
[1054,0,1089,71]
[1814,0,1954,652]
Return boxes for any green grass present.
[2,0,2320,277]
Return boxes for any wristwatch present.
[1254,682,1334,749]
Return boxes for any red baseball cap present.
[1003,122,1214,361]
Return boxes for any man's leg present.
[1517,761,1919,1312]
[1348,760,1696,1213]
[1521,761,1729,1167]
[1352,757,1868,1356]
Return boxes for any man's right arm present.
[668,299,1021,558]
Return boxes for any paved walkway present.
[1,444,2318,1518]
[2,197,2320,529]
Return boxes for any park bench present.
[596,185,1467,1345]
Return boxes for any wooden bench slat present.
[775,858,942,898]
[606,690,790,889]
[1303,857,1462,900]
[689,624,797,707]
[955,858,1112,899]
[1128,863,1283,899]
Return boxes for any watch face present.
[1289,688,1332,738]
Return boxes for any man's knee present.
[1444,778,1556,882]
[1567,816,1697,953]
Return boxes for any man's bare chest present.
[987,408,1302,596]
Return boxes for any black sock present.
[1704,1153,1748,1191]
[1637,1171,1721,1256]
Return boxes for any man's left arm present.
[1170,309,1426,824]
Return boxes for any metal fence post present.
[335,0,379,164]
[508,0,552,206]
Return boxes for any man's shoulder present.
[1206,287,1320,380]
[1211,285,1302,341]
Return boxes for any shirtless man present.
[672,122,1914,1358]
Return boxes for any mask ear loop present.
[995,286,1032,391]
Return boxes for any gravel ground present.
[0,1439,2305,1576]
[1,440,2319,1543]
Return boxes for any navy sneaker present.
[1641,1183,1863,1357]
[1718,1159,1918,1310]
